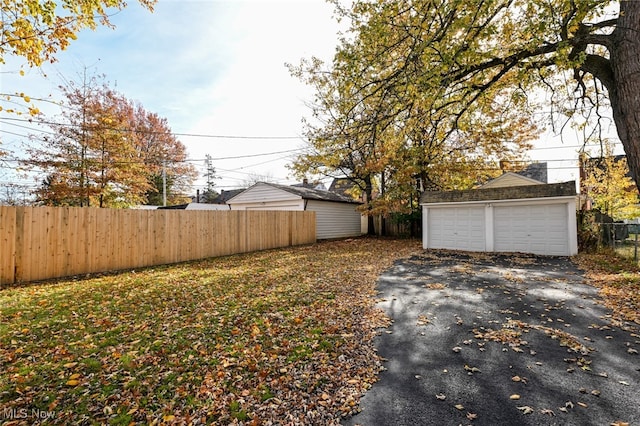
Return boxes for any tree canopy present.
[292,0,640,212]
[26,78,196,208]
[581,141,640,220]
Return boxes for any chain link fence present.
[600,222,640,263]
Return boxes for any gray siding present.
[306,200,362,239]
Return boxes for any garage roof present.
[230,182,362,204]
[420,181,576,204]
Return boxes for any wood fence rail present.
[0,207,316,287]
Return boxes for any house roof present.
[291,179,327,191]
[480,172,545,189]
[517,162,547,183]
[209,188,246,204]
[230,182,362,204]
[421,181,576,204]
[265,182,361,204]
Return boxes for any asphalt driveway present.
[342,250,640,426]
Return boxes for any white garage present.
[421,178,578,256]
[227,182,363,240]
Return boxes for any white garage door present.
[428,207,485,251]
[494,204,568,256]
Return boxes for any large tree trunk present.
[363,175,376,235]
[610,0,640,193]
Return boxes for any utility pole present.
[162,160,167,207]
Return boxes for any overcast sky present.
[1,0,623,197]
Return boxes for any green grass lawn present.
[0,238,421,425]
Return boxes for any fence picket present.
[0,207,315,286]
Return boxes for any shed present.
[227,182,363,240]
[420,176,578,256]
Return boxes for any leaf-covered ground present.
[0,238,421,425]
[575,251,640,326]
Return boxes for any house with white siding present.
[226,182,363,240]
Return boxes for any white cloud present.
[1,0,341,191]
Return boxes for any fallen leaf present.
[466,412,477,420]
[577,401,588,408]
[510,394,521,400]
[455,404,465,410]
[540,408,555,416]
[435,393,446,400]
[517,406,534,414]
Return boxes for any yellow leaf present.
[63,362,78,369]
[454,404,465,410]
[510,394,521,400]
[66,379,80,386]
[69,373,81,380]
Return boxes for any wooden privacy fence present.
[0,206,316,286]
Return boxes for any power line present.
[0,117,305,140]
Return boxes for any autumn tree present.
[294,0,640,197]
[132,105,197,206]
[582,141,640,220]
[28,78,196,207]
[0,0,156,151]
[289,2,538,222]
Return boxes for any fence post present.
[635,229,638,263]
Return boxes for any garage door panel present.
[494,204,568,256]
[428,207,485,251]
